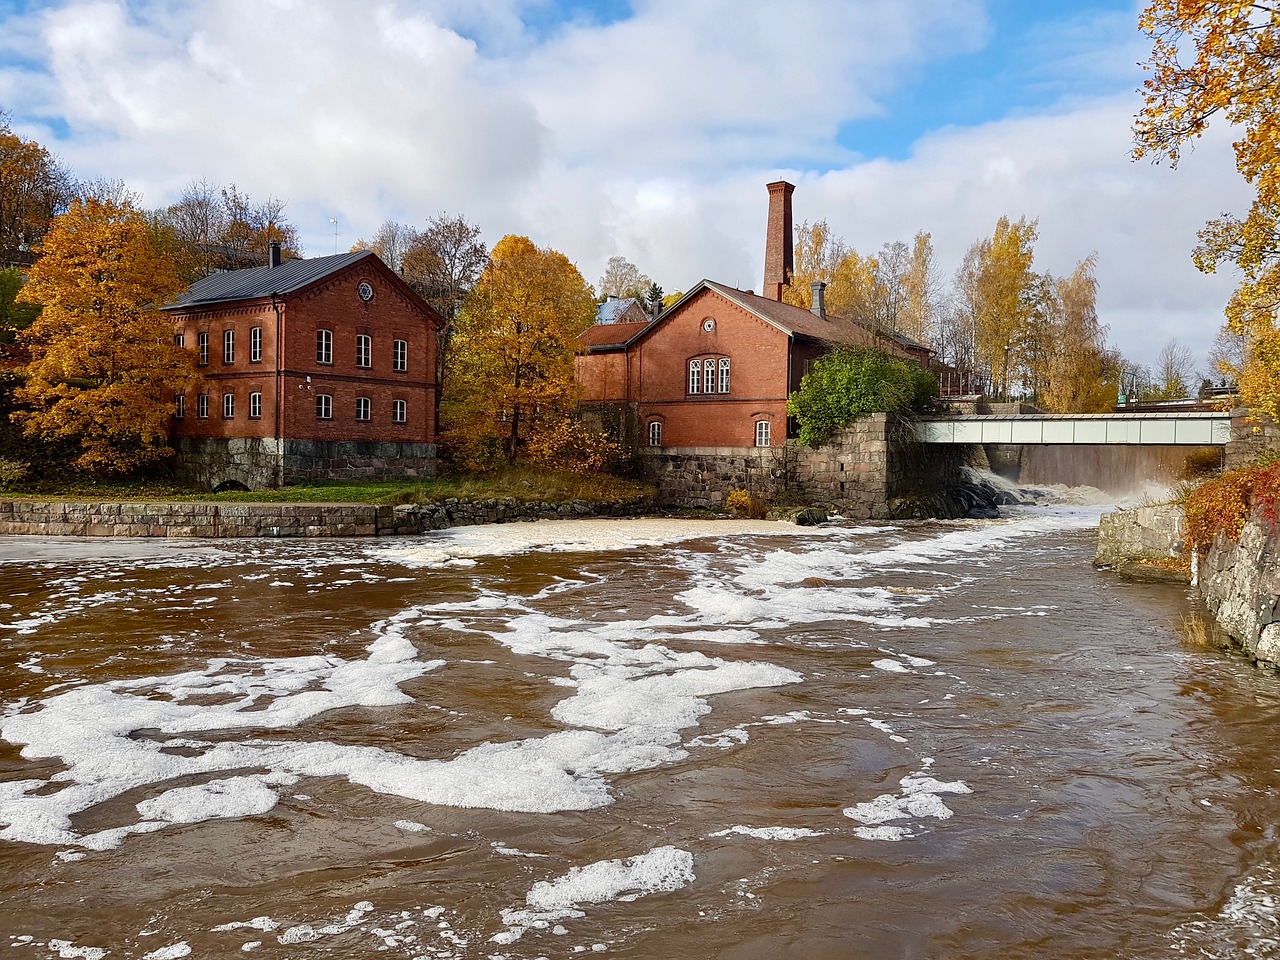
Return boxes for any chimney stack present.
[763,180,795,302]
[810,281,826,319]
[269,240,282,269]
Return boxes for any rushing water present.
[2,506,1280,959]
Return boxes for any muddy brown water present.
[2,510,1279,959]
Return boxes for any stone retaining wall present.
[1094,504,1189,581]
[1200,516,1280,667]
[0,496,654,538]
[641,414,963,519]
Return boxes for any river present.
[2,504,1279,959]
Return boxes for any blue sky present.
[0,0,1251,371]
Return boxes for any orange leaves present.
[1135,1,1280,421]
[447,234,596,464]
[1185,460,1280,550]
[15,198,197,474]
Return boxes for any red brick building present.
[164,245,443,488]
[576,181,932,451]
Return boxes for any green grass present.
[1,466,653,506]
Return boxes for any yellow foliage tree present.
[1040,255,1121,412]
[16,198,197,474]
[955,216,1039,399]
[1134,0,1280,417]
[446,235,596,465]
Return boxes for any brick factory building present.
[575,181,933,452]
[164,245,443,489]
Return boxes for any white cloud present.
[0,0,1254,368]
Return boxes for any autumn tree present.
[446,235,595,465]
[1039,255,1120,412]
[597,256,653,300]
[899,231,943,347]
[1134,1,1280,417]
[153,179,302,281]
[0,113,75,266]
[954,216,1040,399]
[15,198,197,474]
[1152,337,1197,399]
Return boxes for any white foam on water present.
[493,845,694,944]
[872,659,911,673]
[47,941,107,959]
[394,820,431,833]
[141,944,191,960]
[709,825,825,840]
[843,762,973,838]
[1167,863,1280,957]
[212,917,280,933]
[379,517,832,567]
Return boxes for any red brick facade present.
[168,256,440,447]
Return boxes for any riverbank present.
[0,495,656,538]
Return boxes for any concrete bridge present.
[916,412,1232,446]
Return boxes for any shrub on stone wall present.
[1184,460,1280,551]
[787,347,937,447]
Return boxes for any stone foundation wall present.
[1200,516,1280,667]
[641,414,963,519]
[0,496,654,538]
[173,438,438,490]
[1094,504,1189,582]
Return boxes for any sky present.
[0,0,1254,372]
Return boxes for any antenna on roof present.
[329,218,338,255]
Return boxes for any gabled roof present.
[620,279,930,356]
[578,319,652,351]
[595,297,647,324]
[164,250,375,310]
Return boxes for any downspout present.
[271,293,284,488]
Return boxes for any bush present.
[526,418,618,473]
[787,347,937,447]
[1184,460,1280,550]
[0,457,29,492]
[724,488,767,519]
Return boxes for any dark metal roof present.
[163,251,375,310]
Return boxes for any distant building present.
[595,296,650,325]
[163,244,443,489]
[575,181,934,451]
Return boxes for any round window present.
[702,318,715,332]
[357,281,374,302]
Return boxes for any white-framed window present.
[249,391,262,420]
[719,358,731,393]
[648,421,662,447]
[197,332,208,365]
[250,326,262,363]
[356,396,371,422]
[704,358,715,392]
[356,334,372,369]
[222,392,235,419]
[393,339,408,372]
[174,394,185,419]
[755,420,771,447]
[316,394,333,420]
[197,393,209,418]
[317,329,333,365]
[392,399,407,423]
[223,329,235,364]
[174,333,185,348]
[688,359,701,394]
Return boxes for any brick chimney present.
[810,281,826,319]
[763,180,795,302]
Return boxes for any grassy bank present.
[0,467,654,506]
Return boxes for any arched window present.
[648,421,662,446]
[719,358,731,393]
[689,359,701,394]
[755,420,771,447]
[703,358,715,391]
